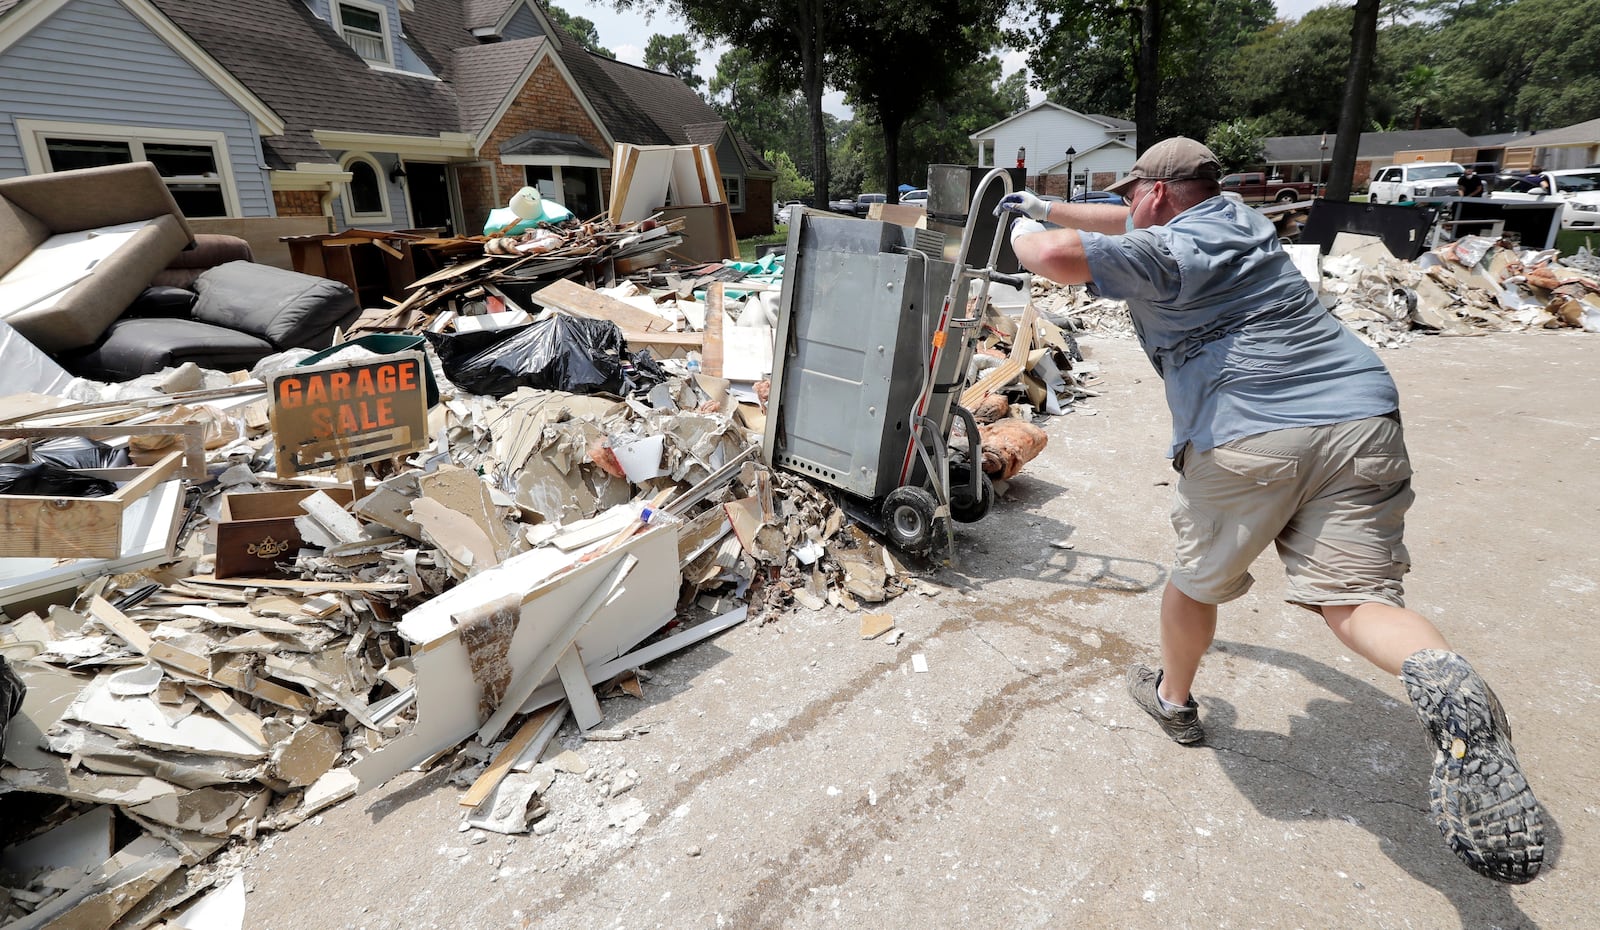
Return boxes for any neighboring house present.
[969,102,1137,195]
[1494,118,1600,173]
[0,0,773,238]
[1264,129,1478,190]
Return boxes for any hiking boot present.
[1127,664,1204,745]
[1400,649,1544,884]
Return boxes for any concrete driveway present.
[240,332,1595,929]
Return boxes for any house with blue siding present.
[0,0,774,237]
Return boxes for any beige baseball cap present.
[1106,137,1223,196]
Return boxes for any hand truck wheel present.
[882,485,945,555]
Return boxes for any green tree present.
[1205,118,1268,171]
[708,47,812,177]
[767,150,814,203]
[848,55,1026,192]
[644,33,705,92]
[548,4,614,58]
[1024,0,1273,148]
[615,0,851,207]
[835,0,1012,200]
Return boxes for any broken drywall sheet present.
[351,521,677,792]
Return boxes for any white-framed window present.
[340,153,392,223]
[722,174,744,211]
[16,119,238,217]
[334,0,392,65]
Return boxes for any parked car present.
[1068,190,1126,205]
[1219,172,1317,203]
[1367,161,1465,204]
[1489,168,1600,230]
[850,193,887,216]
[775,201,805,225]
[901,189,930,209]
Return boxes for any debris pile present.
[1022,232,1600,349]
[1320,234,1600,347]
[0,210,1086,926]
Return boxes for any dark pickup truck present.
[829,193,887,216]
[1219,172,1317,203]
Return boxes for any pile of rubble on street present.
[1033,232,1600,346]
[0,166,1093,927]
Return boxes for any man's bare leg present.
[1158,581,1217,705]
[1319,602,1449,676]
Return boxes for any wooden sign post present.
[268,351,430,479]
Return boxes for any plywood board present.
[534,278,670,333]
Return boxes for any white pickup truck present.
[1368,162,1464,204]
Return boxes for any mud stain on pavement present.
[539,592,1150,922]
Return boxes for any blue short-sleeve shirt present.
[1081,196,1398,458]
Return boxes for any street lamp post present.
[1065,146,1077,198]
[1319,132,1328,196]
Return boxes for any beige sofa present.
[0,162,194,353]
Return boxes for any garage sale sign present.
[269,351,429,476]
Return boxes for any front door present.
[405,162,454,234]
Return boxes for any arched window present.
[341,153,391,223]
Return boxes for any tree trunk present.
[1134,0,1163,154]
[882,117,902,204]
[798,0,830,208]
[1326,0,1379,201]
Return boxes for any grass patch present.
[1556,228,1595,256]
[739,227,790,262]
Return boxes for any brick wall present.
[733,177,774,238]
[273,189,324,217]
[474,56,610,230]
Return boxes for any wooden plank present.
[458,702,565,808]
[183,574,410,594]
[703,282,725,377]
[533,278,670,333]
[0,495,124,560]
[406,256,496,291]
[621,331,703,350]
[0,424,206,480]
[958,303,1038,410]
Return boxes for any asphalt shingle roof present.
[1266,128,1476,163]
[1513,117,1600,147]
[595,57,771,170]
[20,0,766,172]
[452,38,543,136]
[152,0,462,167]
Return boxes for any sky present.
[556,0,1333,117]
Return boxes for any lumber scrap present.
[534,278,671,333]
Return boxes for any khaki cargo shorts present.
[1169,414,1413,609]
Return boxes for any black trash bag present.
[622,349,671,396]
[33,436,131,470]
[0,656,25,761]
[425,315,625,398]
[0,463,116,497]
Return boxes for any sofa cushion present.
[65,317,275,382]
[125,286,197,319]
[4,214,192,353]
[192,261,358,350]
[152,234,254,289]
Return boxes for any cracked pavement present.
[238,334,1594,929]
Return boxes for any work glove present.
[994,191,1050,221]
[1008,217,1046,246]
